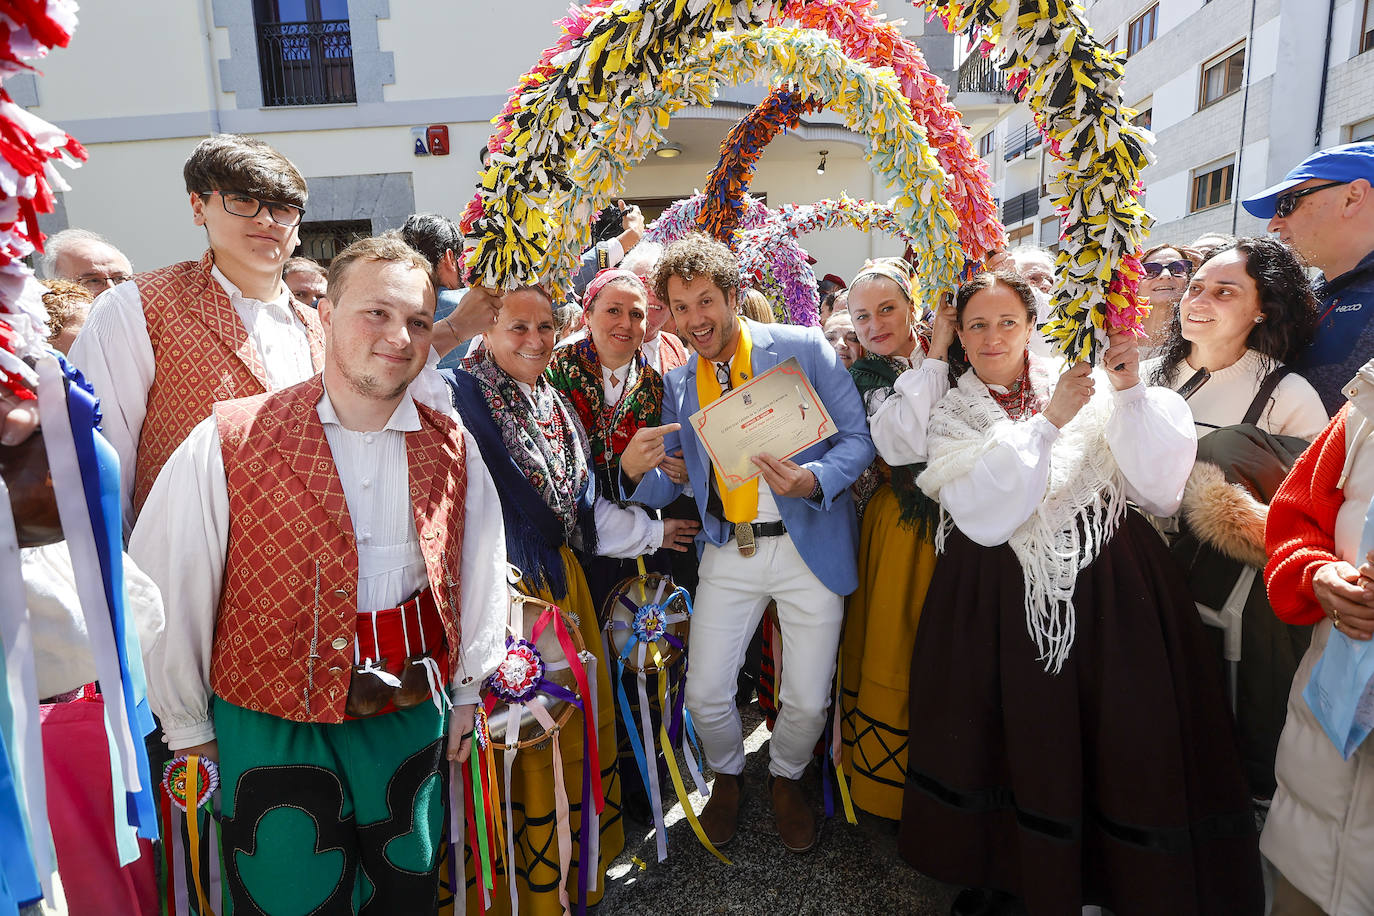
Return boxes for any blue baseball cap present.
[1242,142,1374,219]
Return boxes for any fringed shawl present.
[444,353,597,597]
[918,356,1129,673]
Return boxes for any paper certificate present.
[689,357,837,491]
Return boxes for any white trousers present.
[686,533,844,780]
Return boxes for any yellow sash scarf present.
[695,318,757,523]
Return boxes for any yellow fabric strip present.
[653,646,731,864]
[831,656,858,826]
[693,318,758,522]
[185,756,216,916]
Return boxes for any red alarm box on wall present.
[425,125,449,156]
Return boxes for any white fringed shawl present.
[918,358,1129,674]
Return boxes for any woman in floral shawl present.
[443,285,696,915]
[839,258,955,820]
[544,268,700,829]
[545,269,680,604]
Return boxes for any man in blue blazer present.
[621,234,873,854]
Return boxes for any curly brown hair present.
[652,232,740,306]
[41,279,94,343]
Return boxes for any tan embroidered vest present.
[210,375,468,724]
[132,251,325,513]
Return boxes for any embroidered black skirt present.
[897,511,1263,915]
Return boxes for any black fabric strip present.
[907,767,1255,853]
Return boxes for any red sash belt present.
[345,587,451,719]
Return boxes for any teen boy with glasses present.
[69,134,325,532]
[1243,142,1374,412]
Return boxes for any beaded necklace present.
[987,357,1042,420]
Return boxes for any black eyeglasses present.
[199,190,305,227]
[1142,259,1193,279]
[1273,181,1348,218]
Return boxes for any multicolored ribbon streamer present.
[477,597,601,915]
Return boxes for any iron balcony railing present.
[956,52,1009,95]
[1001,189,1040,226]
[1003,123,1043,161]
[257,19,356,107]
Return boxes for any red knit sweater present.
[1265,405,1350,625]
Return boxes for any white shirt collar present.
[317,384,422,433]
[211,264,294,318]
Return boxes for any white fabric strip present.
[0,477,54,898]
[36,357,141,797]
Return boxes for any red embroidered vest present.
[210,375,468,724]
[132,251,325,513]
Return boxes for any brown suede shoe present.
[698,773,742,847]
[770,774,817,853]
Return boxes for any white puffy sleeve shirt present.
[938,382,1197,547]
[131,390,509,749]
[866,355,951,465]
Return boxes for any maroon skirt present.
[898,511,1263,915]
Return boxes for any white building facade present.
[21,0,953,280]
[955,0,1374,252]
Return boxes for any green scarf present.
[849,354,941,541]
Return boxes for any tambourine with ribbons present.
[601,568,728,864]
[463,574,605,916]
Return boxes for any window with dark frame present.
[1135,107,1153,131]
[1190,161,1235,213]
[1199,44,1245,108]
[978,131,996,158]
[1362,0,1373,53]
[297,219,371,266]
[1039,216,1061,251]
[1127,5,1158,56]
[253,0,356,107]
[1104,34,1118,54]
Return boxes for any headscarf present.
[851,257,915,305]
[582,268,646,309]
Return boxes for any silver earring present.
[1254,316,1265,324]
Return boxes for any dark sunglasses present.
[1273,181,1349,218]
[1142,259,1193,279]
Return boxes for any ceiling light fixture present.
[816,149,829,176]
[654,142,684,159]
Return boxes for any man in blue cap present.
[1243,142,1374,412]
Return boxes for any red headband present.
[583,268,645,308]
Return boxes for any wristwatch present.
[807,475,823,502]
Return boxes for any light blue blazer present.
[627,319,874,596]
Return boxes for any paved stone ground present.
[600,703,959,915]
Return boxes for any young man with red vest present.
[68,134,326,533]
[130,236,509,912]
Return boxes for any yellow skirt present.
[446,546,624,916]
[840,485,938,820]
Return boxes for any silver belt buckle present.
[735,521,756,558]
